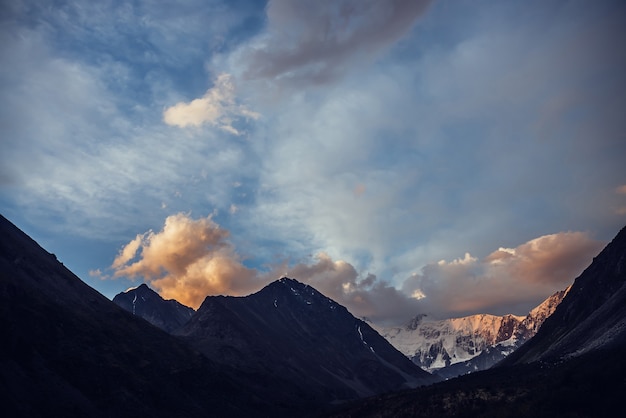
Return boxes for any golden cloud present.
[111,213,258,309]
[403,231,605,318]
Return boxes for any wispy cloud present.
[236,0,432,85]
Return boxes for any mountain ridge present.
[373,287,568,378]
[113,283,194,333]
[175,276,439,406]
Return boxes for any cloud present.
[163,73,259,133]
[282,253,421,324]
[237,0,432,85]
[402,232,605,318]
[108,213,421,322]
[110,213,604,324]
[111,213,259,308]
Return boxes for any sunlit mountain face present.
[373,288,569,378]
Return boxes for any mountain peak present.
[113,283,194,333]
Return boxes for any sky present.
[1,0,625,325]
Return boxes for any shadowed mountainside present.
[0,214,269,417]
[176,277,439,408]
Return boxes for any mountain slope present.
[176,277,438,407]
[113,283,194,333]
[502,225,626,365]
[0,214,261,417]
[374,288,567,378]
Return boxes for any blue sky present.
[1,0,625,324]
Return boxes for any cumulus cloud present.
[283,253,420,324]
[402,232,605,318]
[111,213,259,308]
[163,73,259,133]
[238,0,432,85]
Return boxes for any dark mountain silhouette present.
[0,214,268,417]
[175,277,438,407]
[329,225,626,417]
[0,214,437,416]
[113,283,194,333]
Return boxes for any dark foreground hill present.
[328,226,626,417]
[0,214,267,417]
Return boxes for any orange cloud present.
[111,213,258,308]
[487,232,605,286]
[403,231,605,318]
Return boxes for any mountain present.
[113,284,194,333]
[175,277,439,407]
[0,213,438,416]
[502,225,626,365]
[329,226,626,417]
[374,288,568,378]
[0,214,266,417]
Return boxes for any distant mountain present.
[329,226,626,417]
[374,288,568,378]
[502,225,626,365]
[0,214,270,417]
[113,284,194,333]
[175,277,439,406]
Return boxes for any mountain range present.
[331,225,626,417]
[115,275,568,381]
[2,212,625,417]
[0,214,435,416]
[373,287,568,378]
[114,276,436,406]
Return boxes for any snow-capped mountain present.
[373,288,569,378]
